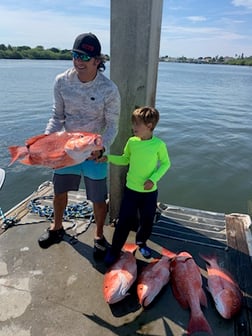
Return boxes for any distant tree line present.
[160,53,252,66]
[0,44,251,65]
[0,44,110,60]
[224,56,252,66]
[0,44,73,60]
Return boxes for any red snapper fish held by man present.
[167,250,213,335]
[137,247,171,307]
[200,254,243,319]
[103,243,138,304]
[8,131,103,169]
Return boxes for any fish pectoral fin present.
[122,291,130,298]
[48,151,66,159]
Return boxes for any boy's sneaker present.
[139,245,152,259]
[38,227,65,249]
[93,236,111,260]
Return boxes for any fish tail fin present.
[199,253,218,270]
[161,247,176,259]
[123,243,138,254]
[199,253,217,264]
[8,146,28,166]
[188,312,213,335]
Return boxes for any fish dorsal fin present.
[25,134,47,147]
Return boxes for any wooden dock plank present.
[226,214,252,336]
[154,202,227,249]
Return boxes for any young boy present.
[99,106,171,266]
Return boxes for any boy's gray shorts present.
[53,173,108,203]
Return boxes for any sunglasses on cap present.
[71,51,92,62]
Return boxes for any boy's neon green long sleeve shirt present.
[107,136,171,192]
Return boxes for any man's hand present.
[87,148,105,160]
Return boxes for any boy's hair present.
[132,106,160,131]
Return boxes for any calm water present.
[0,60,251,215]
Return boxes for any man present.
[38,33,121,259]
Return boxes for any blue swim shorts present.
[54,160,107,180]
[53,160,108,202]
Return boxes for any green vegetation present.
[0,44,110,60]
[0,44,251,66]
[0,44,73,60]
[160,54,252,66]
[225,57,252,66]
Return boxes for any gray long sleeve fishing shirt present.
[45,68,121,151]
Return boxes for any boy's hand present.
[96,155,108,163]
[144,179,154,190]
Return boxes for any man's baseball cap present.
[72,33,101,57]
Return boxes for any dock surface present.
[0,181,251,336]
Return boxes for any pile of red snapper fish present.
[103,243,243,335]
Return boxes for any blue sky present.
[0,0,252,58]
